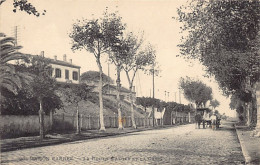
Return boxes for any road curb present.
[234,125,251,164]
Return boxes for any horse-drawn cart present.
[195,108,220,129]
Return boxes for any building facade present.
[50,54,80,84]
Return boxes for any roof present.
[103,84,136,94]
[49,59,80,69]
[25,54,81,69]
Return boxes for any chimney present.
[69,59,72,64]
[63,54,67,62]
[40,51,44,57]
[54,55,57,61]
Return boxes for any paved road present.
[1,121,244,165]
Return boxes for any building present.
[26,52,81,84]
[50,54,80,84]
[102,84,136,103]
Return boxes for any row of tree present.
[0,9,156,138]
[69,9,156,130]
[177,0,260,129]
[136,96,194,113]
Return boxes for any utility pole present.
[15,26,18,46]
[179,88,182,104]
[164,91,167,102]
[167,92,169,102]
[152,68,155,127]
[175,92,177,102]
[107,59,110,94]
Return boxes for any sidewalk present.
[235,125,260,165]
[0,125,176,153]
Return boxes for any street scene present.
[1,0,260,165]
[1,121,244,165]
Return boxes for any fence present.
[0,114,195,138]
[0,115,51,138]
[52,114,154,131]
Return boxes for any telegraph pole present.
[179,88,182,104]
[15,26,18,46]
[152,68,155,127]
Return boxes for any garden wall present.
[0,115,51,138]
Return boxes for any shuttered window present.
[55,68,61,78]
[73,71,78,80]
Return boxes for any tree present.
[210,99,220,110]
[0,0,46,16]
[25,55,60,140]
[176,0,260,127]
[108,33,128,130]
[119,33,156,129]
[58,83,91,134]
[179,77,212,108]
[0,33,26,94]
[0,33,32,115]
[0,83,62,115]
[69,9,125,131]
[80,71,114,85]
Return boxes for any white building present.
[50,54,80,84]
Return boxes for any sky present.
[0,0,236,117]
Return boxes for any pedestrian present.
[210,113,217,130]
[194,113,202,129]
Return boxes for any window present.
[55,68,61,78]
[48,68,53,77]
[73,71,78,80]
[65,70,69,79]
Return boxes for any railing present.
[53,114,195,132]
[52,114,154,131]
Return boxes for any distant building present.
[50,54,80,84]
[102,84,136,103]
[28,52,81,84]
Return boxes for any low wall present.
[53,114,154,131]
[0,115,51,138]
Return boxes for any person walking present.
[194,113,202,129]
[210,113,217,130]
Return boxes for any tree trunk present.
[129,86,137,129]
[116,67,123,130]
[50,109,53,129]
[255,82,260,135]
[188,112,191,123]
[76,104,80,134]
[97,60,105,131]
[246,102,251,126]
[252,82,260,136]
[39,99,45,140]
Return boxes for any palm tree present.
[0,33,30,111]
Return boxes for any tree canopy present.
[177,0,260,96]
[0,0,46,16]
[80,71,114,84]
[179,77,212,108]
[210,99,220,110]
